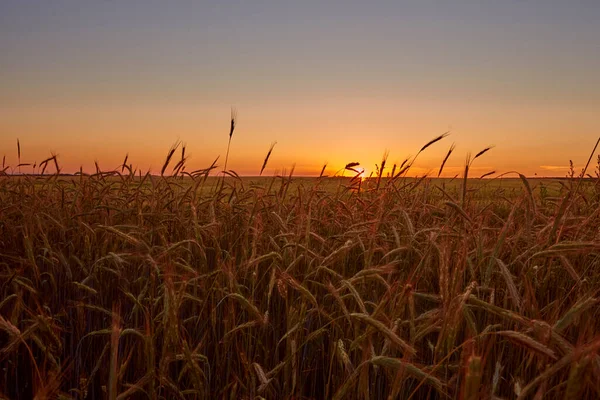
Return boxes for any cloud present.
[539,165,571,171]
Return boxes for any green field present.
[1,170,600,399]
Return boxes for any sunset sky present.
[1,1,599,176]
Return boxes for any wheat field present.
[1,136,600,399]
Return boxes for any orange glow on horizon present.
[0,144,592,179]
[2,93,599,179]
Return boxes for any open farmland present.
[1,164,600,399]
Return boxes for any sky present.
[1,0,599,176]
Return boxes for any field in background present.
[1,167,600,399]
